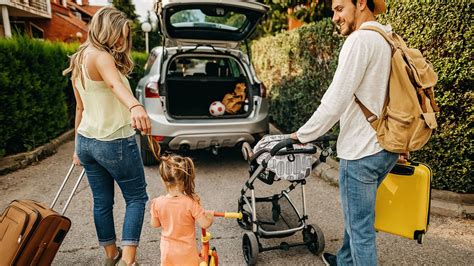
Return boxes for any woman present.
[63,6,150,266]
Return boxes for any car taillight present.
[152,135,165,142]
[260,83,267,98]
[145,82,159,98]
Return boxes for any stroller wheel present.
[242,232,259,265]
[303,224,325,255]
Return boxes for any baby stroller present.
[238,134,336,265]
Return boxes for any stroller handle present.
[270,138,298,156]
[269,138,320,156]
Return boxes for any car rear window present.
[168,57,243,78]
[170,8,247,31]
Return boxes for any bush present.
[0,36,148,158]
[130,51,148,95]
[0,37,73,157]
[252,2,473,192]
[252,18,343,131]
[378,1,473,193]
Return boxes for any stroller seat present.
[242,135,317,184]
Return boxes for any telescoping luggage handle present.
[50,164,85,215]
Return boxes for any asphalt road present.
[1,138,473,265]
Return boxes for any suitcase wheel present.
[417,233,425,244]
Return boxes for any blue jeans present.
[336,150,398,266]
[76,134,148,247]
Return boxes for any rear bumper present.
[148,101,269,150]
[168,133,255,150]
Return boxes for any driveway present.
[0,136,473,265]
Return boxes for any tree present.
[252,0,333,39]
[113,0,156,52]
[112,0,138,21]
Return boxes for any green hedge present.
[0,37,73,157]
[0,37,147,158]
[378,1,473,193]
[252,2,473,193]
[252,18,343,131]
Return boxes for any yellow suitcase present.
[375,161,432,244]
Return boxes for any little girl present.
[148,138,214,265]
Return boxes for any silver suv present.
[135,0,270,164]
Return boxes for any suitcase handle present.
[50,164,85,215]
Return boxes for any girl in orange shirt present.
[149,139,214,265]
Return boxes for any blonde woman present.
[63,6,150,266]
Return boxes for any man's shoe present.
[322,252,337,266]
[104,247,122,266]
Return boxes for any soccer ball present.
[209,101,225,116]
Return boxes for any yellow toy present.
[199,212,242,266]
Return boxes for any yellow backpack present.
[356,26,440,154]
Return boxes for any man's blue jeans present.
[76,134,149,247]
[336,150,398,266]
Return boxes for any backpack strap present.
[355,97,378,123]
[354,25,394,127]
[359,25,397,53]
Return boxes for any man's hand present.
[290,132,299,140]
[398,152,410,164]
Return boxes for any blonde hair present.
[63,6,134,82]
[148,136,200,203]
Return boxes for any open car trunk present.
[164,55,252,119]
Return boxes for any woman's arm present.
[72,81,83,165]
[94,52,151,135]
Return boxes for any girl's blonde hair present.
[148,137,200,203]
[63,6,134,82]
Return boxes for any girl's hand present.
[205,210,215,220]
[130,104,151,135]
[72,151,81,166]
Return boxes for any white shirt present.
[296,21,392,160]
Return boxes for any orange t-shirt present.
[150,195,205,266]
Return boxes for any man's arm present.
[293,34,371,143]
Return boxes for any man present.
[290,0,399,265]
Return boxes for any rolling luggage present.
[0,164,85,265]
[375,161,432,244]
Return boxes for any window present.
[11,21,27,36]
[168,56,242,78]
[170,8,247,31]
[30,23,44,39]
[144,50,161,75]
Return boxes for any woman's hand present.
[72,151,81,166]
[130,104,151,135]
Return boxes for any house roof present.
[68,1,103,17]
[55,11,88,32]
[79,5,103,16]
